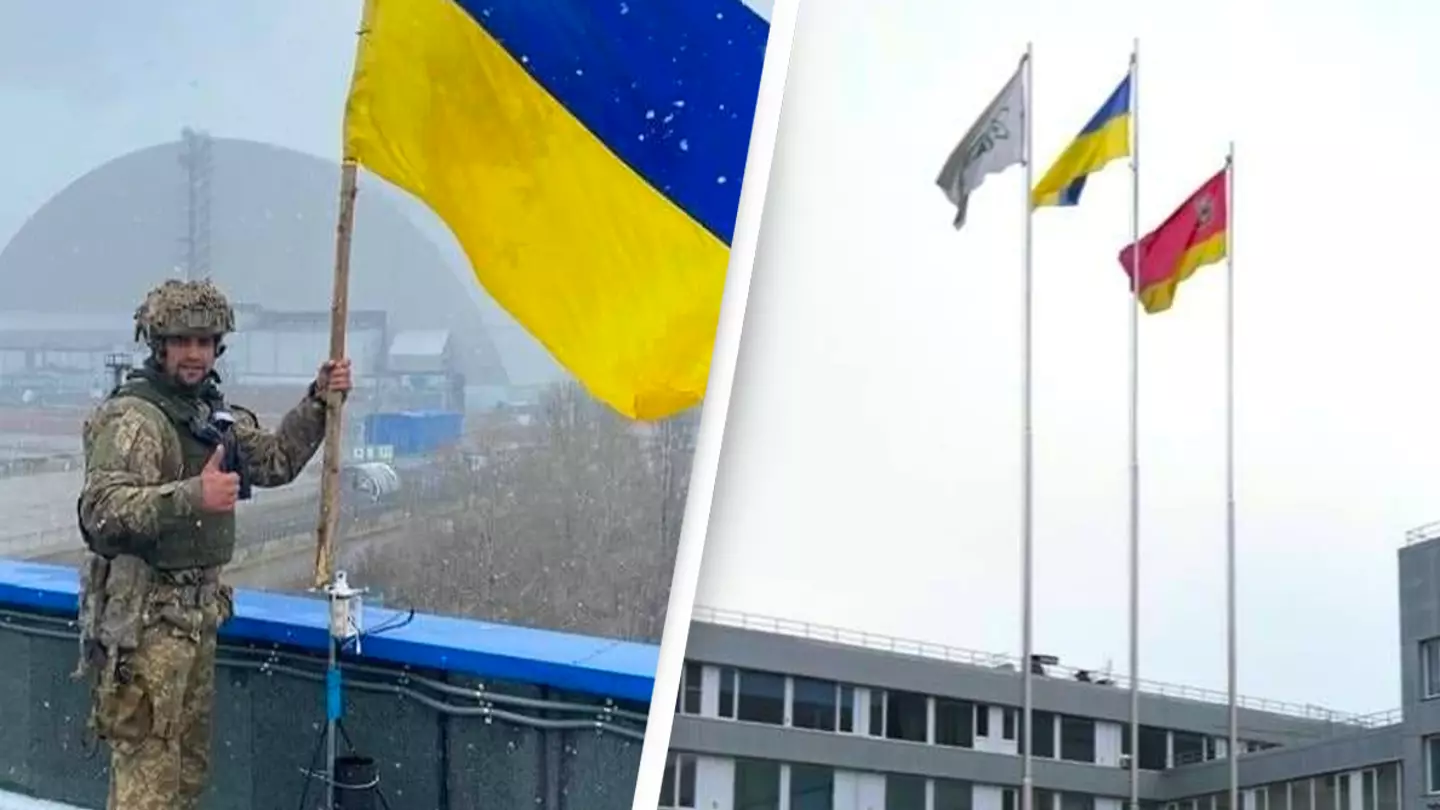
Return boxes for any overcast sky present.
[695,0,1440,716]
[0,0,771,388]
[5,0,1432,718]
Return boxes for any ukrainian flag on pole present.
[1031,71,1132,209]
[343,0,770,420]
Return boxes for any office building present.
[660,526,1440,810]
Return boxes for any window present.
[1060,794,1093,810]
[935,698,975,748]
[1173,731,1204,767]
[659,753,696,809]
[1427,735,1440,793]
[679,662,702,715]
[1059,716,1095,763]
[1003,708,1017,740]
[1002,789,1017,810]
[839,686,855,733]
[869,690,886,738]
[975,704,990,737]
[792,677,838,731]
[791,764,834,810]
[736,670,785,725]
[1424,638,1440,699]
[1030,711,1056,758]
[1378,761,1401,810]
[1035,788,1056,810]
[719,666,737,718]
[1314,775,1335,810]
[1288,779,1312,810]
[1362,768,1377,810]
[734,758,781,810]
[935,779,973,810]
[1264,783,1288,810]
[1121,725,1169,770]
[886,774,926,810]
[885,690,928,743]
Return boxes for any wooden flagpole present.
[313,160,358,588]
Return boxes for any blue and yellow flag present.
[1031,72,1132,209]
[343,0,770,420]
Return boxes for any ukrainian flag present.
[1031,72,1132,209]
[343,0,770,420]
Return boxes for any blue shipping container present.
[364,411,464,457]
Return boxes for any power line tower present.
[177,127,214,281]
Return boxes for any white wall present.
[694,756,735,810]
[833,770,886,810]
[1095,721,1123,768]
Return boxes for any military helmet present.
[133,278,235,344]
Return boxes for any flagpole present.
[1019,40,1036,810]
[1126,38,1141,810]
[1225,141,1239,810]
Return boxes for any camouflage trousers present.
[94,585,231,810]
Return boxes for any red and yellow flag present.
[1118,165,1229,314]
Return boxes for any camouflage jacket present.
[77,375,329,562]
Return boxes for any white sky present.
[695,0,1440,715]
[0,0,772,337]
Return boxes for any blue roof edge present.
[0,558,658,704]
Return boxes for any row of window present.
[658,753,1124,810]
[659,754,1400,810]
[1167,763,1400,810]
[678,661,1277,770]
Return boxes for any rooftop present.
[690,605,1399,729]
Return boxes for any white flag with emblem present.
[935,58,1027,231]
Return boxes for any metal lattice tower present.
[177,127,214,281]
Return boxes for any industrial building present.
[0,306,462,413]
[661,528,1440,810]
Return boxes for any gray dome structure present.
[0,134,511,387]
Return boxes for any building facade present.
[663,530,1440,810]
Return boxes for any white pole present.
[1020,41,1036,810]
[1225,141,1239,810]
[1126,38,1142,810]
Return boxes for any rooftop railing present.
[691,606,1394,728]
[1404,520,1440,546]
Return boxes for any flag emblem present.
[1195,195,1216,229]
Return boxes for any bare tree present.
[346,381,698,642]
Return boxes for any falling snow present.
[471,0,767,242]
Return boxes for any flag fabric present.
[1117,165,1229,314]
[1031,72,1132,209]
[342,0,770,420]
[935,57,1027,230]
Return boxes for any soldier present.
[72,278,353,810]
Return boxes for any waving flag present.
[1118,165,1229,314]
[343,0,771,419]
[1031,71,1131,209]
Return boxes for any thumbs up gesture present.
[198,446,240,513]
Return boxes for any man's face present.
[162,335,218,386]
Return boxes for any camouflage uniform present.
[74,279,331,810]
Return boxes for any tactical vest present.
[102,376,236,571]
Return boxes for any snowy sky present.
[4,0,1432,720]
[0,0,773,325]
[695,0,1440,715]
